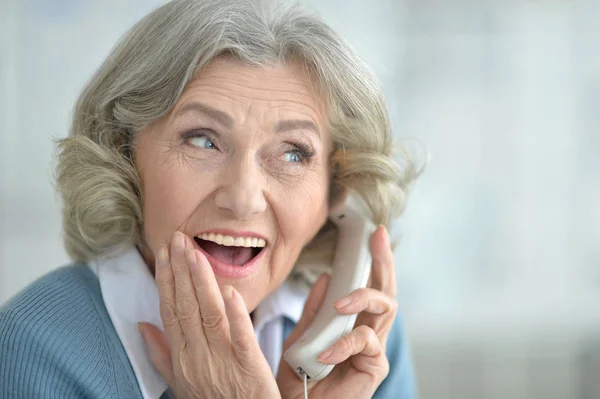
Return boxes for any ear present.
[303,182,345,248]
[328,182,348,216]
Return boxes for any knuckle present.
[357,325,378,344]
[233,334,254,355]
[175,297,199,320]
[366,297,376,312]
[369,356,390,386]
[389,298,398,314]
[382,357,390,378]
[339,335,355,353]
[160,303,179,327]
[372,356,390,385]
[202,312,226,334]
[366,326,378,342]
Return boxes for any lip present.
[192,236,266,279]
[194,228,268,241]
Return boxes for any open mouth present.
[194,233,266,266]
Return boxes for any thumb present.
[138,322,175,386]
[282,273,330,352]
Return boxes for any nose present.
[214,153,267,220]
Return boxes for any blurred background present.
[1,0,599,398]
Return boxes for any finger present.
[282,273,330,351]
[335,287,398,344]
[221,285,265,366]
[170,232,205,342]
[333,287,398,317]
[369,225,396,297]
[188,249,229,346]
[317,325,383,365]
[139,322,175,386]
[155,243,185,350]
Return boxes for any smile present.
[193,231,267,279]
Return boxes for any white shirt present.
[89,247,308,399]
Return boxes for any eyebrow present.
[175,102,234,128]
[274,119,321,139]
[175,101,320,139]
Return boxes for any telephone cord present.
[303,372,308,399]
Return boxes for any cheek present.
[139,153,217,251]
[275,173,329,252]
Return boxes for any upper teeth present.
[197,233,266,248]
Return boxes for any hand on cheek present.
[138,231,281,399]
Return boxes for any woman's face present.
[134,58,332,312]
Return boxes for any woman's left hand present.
[277,225,398,399]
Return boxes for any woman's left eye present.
[282,143,314,164]
[283,151,302,163]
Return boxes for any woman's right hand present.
[138,231,280,399]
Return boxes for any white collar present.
[90,247,308,399]
[90,248,168,399]
[252,273,307,337]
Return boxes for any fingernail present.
[334,296,352,308]
[318,346,334,361]
[157,245,169,268]
[379,224,388,240]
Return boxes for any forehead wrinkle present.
[187,79,321,111]
[179,81,319,108]
[196,65,316,89]
[174,88,325,131]
[191,67,322,102]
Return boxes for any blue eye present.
[284,151,302,163]
[189,136,216,149]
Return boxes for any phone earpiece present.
[283,191,375,381]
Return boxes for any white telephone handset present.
[284,191,376,381]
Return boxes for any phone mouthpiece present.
[284,192,375,381]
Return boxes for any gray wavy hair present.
[56,0,420,282]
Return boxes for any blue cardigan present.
[0,265,416,398]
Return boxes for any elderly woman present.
[0,0,418,398]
